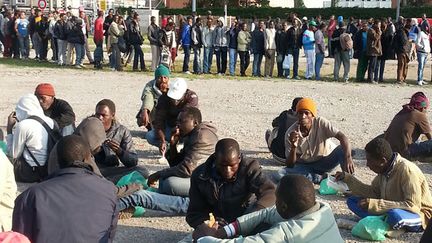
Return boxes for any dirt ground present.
[1,55,431,243]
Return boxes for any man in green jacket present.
[193,174,343,242]
[237,23,251,77]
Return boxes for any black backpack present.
[25,116,62,172]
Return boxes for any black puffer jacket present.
[67,21,84,44]
[186,154,276,228]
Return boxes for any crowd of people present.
[0,61,432,242]
[0,7,431,84]
[2,6,432,243]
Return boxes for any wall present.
[165,0,188,8]
[337,0,392,8]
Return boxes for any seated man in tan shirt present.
[275,97,355,184]
[336,138,432,232]
[384,92,432,161]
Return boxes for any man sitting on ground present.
[118,138,275,219]
[276,97,355,184]
[94,99,148,182]
[147,107,218,196]
[34,83,76,136]
[136,65,170,129]
[187,138,276,229]
[193,175,343,242]
[146,78,198,156]
[265,97,302,163]
[335,138,432,232]
[6,94,57,182]
[384,92,432,161]
[12,135,118,243]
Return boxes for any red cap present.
[35,83,55,96]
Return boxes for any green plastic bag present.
[352,215,389,241]
[116,171,148,189]
[318,178,338,195]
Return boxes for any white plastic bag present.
[327,175,350,192]
[282,54,291,69]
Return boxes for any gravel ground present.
[0,58,431,243]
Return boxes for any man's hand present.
[7,111,17,134]
[334,171,345,181]
[289,125,301,148]
[192,223,219,242]
[159,141,167,155]
[140,109,150,127]
[106,139,123,156]
[342,156,355,174]
[358,198,369,211]
[170,127,180,146]
[147,172,161,187]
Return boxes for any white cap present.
[302,16,308,21]
[167,78,188,100]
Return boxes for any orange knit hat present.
[296,98,317,117]
[35,83,55,96]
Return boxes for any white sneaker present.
[417,81,424,86]
[74,65,82,69]
[184,71,192,74]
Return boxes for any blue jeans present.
[158,176,191,197]
[182,45,191,72]
[315,52,324,80]
[252,53,263,76]
[193,47,202,74]
[118,190,189,214]
[145,127,173,147]
[229,48,237,75]
[347,196,422,232]
[417,51,428,82]
[18,35,29,58]
[276,146,344,184]
[73,43,84,65]
[408,140,432,159]
[203,47,213,73]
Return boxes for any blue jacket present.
[12,167,118,243]
[181,23,192,46]
[302,29,315,51]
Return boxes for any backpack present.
[26,116,62,166]
[340,33,353,51]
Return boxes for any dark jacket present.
[67,23,85,44]
[128,21,143,45]
[346,22,358,36]
[12,167,118,243]
[275,29,288,55]
[331,27,345,54]
[191,24,203,49]
[94,121,138,168]
[186,155,276,228]
[153,89,198,130]
[380,27,395,60]
[160,122,218,179]
[148,23,160,46]
[103,15,114,36]
[270,110,298,159]
[286,26,303,53]
[228,26,239,49]
[36,20,49,40]
[44,98,75,129]
[251,29,265,55]
[54,20,67,40]
[393,27,410,54]
[353,30,367,59]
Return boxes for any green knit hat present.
[154,65,170,79]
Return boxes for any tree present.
[294,0,305,8]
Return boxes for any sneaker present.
[74,64,82,69]
[417,80,424,86]
[293,76,301,80]
[184,71,192,74]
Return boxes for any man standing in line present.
[148,16,161,71]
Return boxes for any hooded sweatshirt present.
[48,117,106,175]
[0,151,17,232]
[159,122,218,178]
[7,94,55,167]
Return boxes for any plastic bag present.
[282,55,291,69]
[318,178,338,195]
[116,171,148,189]
[327,175,350,192]
[352,215,389,241]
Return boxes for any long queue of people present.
[1,7,432,84]
[1,63,432,242]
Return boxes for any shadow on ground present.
[114,225,189,243]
